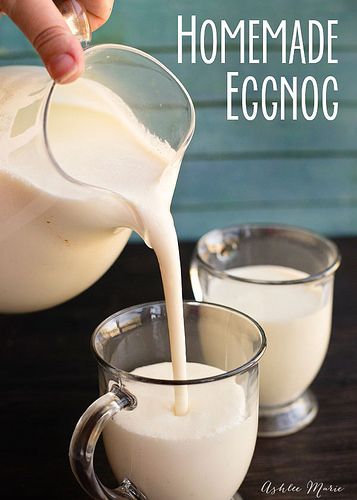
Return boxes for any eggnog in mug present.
[70,300,265,499]
[103,361,258,500]
[190,225,340,436]
[207,265,332,406]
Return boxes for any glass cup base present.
[258,389,318,437]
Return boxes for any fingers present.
[83,0,114,30]
[2,0,84,83]
[1,0,115,83]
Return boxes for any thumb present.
[2,0,84,83]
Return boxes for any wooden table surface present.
[0,238,356,500]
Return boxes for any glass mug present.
[190,224,341,437]
[69,301,266,500]
[0,0,194,312]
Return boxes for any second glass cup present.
[69,301,266,500]
[190,224,341,437]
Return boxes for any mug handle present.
[69,383,147,500]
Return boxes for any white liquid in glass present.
[103,362,257,500]
[207,265,332,406]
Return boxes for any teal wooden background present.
[1,0,356,239]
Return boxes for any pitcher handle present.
[55,0,92,43]
[69,383,147,500]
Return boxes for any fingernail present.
[48,53,79,83]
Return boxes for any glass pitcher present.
[0,5,195,313]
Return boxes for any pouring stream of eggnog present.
[48,86,189,415]
[2,74,189,415]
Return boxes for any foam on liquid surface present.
[117,362,246,440]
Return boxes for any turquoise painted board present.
[187,107,357,157]
[100,0,357,49]
[156,52,356,103]
[0,1,356,238]
[2,1,356,52]
[1,51,355,103]
[175,159,357,206]
[173,206,357,239]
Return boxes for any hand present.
[0,0,114,83]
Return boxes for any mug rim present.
[193,223,341,286]
[91,300,266,386]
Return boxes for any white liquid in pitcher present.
[207,265,333,406]
[1,69,188,414]
[103,362,257,500]
[0,68,130,312]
